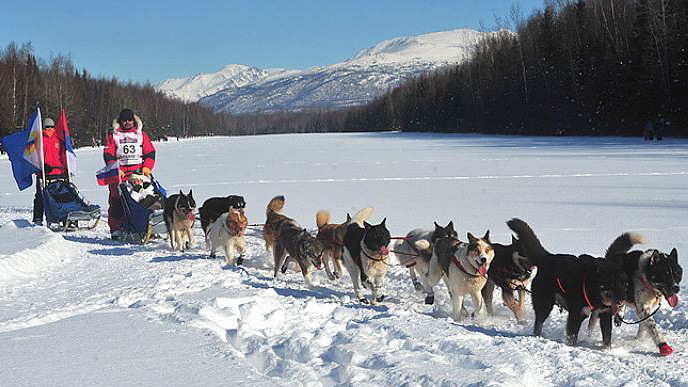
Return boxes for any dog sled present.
[42,178,101,231]
[119,177,167,244]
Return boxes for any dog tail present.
[266,195,285,215]
[605,232,648,258]
[350,206,374,227]
[316,209,330,229]
[415,239,432,251]
[506,218,550,265]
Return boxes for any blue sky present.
[2,0,544,84]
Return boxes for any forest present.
[1,0,686,144]
[351,0,688,136]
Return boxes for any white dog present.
[206,208,248,265]
[417,231,494,321]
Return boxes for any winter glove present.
[142,167,152,176]
[43,163,54,173]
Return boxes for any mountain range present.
[156,29,505,114]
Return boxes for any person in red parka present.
[103,109,156,239]
[33,117,68,225]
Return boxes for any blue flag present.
[1,129,41,191]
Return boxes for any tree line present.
[346,0,688,136]
[0,42,242,146]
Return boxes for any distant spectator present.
[643,120,655,141]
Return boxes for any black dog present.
[342,218,391,304]
[482,236,533,324]
[604,233,682,356]
[507,218,628,348]
[199,195,246,235]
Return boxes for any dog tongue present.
[478,264,488,276]
[187,212,195,221]
[380,246,389,256]
[667,294,679,308]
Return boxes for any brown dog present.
[206,207,248,265]
[316,207,373,281]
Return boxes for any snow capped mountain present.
[156,64,297,103]
[156,29,505,113]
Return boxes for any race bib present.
[113,129,143,165]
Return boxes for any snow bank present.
[0,219,71,283]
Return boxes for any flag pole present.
[63,109,72,184]
[37,108,46,189]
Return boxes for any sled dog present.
[206,206,248,265]
[315,207,373,281]
[418,231,494,321]
[163,190,197,252]
[481,235,533,324]
[199,195,246,235]
[596,233,681,356]
[507,218,629,348]
[393,222,457,304]
[265,195,324,287]
[342,216,391,304]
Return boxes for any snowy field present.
[1,132,687,387]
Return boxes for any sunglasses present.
[44,126,55,129]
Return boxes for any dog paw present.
[413,282,424,292]
[209,253,216,258]
[280,263,289,274]
[359,298,369,304]
[327,274,336,281]
[333,271,340,279]
[376,295,385,303]
[424,295,434,305]
[185,241,191,250]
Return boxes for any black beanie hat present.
[118,109,135,123]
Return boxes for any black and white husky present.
[393,222,457,304]
[599,233,682,356]
[342,216,391,305]
[417,231,495,321]
[163,190,197,252]
[265,195,324,288]
[482,235,533,324]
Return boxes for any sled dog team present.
[166,191,682,357]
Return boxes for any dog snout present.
[672,285,680,294]
[480,257,487,264]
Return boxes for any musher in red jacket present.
[103,109,156,239]
[33,117,68,225]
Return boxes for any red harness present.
[556,276,597,311]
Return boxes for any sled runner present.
[42,178,101,231]
[119,177,167,244]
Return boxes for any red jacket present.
[43,130,67,176]
[103,126,156,181]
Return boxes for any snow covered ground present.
[1,132,687,386]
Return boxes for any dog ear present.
[483,230,490,242]
[447,221,454,231]
[650,250,661,265]
[511,235,518,245]
[346,213,352,222]
[364,221,372,229]
[669,248,678,260]
[380,217,386,226]
[467,232,477,242]
[179,190,183,196]
[188,190,194,199]
[434,221,441,230]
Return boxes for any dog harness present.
[453,256,486,277]
[555,276,598,311]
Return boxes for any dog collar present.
[361,244,387,262]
